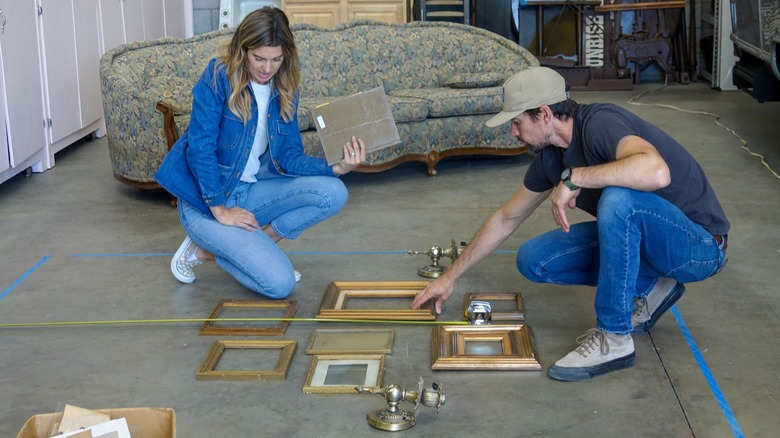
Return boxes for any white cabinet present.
[0,0,48,185]
[1,0,187,186]
[39,0,105,162]
[99,0,184,54]
[0,69,9,175]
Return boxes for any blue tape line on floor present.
[672,306,745,438]
[0,256,50,300]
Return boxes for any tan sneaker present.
[632,278,685,333]
[548,328,635,381]
[171,236,203,284]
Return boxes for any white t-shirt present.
[240,81,272,182]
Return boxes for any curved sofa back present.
[294,21,537,97]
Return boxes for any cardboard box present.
[17,407,176,438]
[310,87,401,165]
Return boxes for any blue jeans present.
[178,158,348,299]
[517,187,727,334]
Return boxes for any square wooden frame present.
[316,281,435,320]
[196,339,297,380]
[431,324,541,371]
[303,354,386,394]
[200,299,298,336]
[306,328,395,355]
[464,292,525,321]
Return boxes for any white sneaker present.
[548,328,635,381]
[171,236,203,284]
[632,278,685,333]
[294,270,301,283]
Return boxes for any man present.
[411,67,729,381]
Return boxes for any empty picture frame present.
[431,324,541,371]
[196,339,297,380]
[464,292,525,321]
[303,354,386,394]
[306,328,395,355]
[200,299,298,336]
[316,281,435,320]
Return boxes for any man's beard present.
[527,143,545,154]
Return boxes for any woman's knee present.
[323,177,348,212]
[254,275,295,299]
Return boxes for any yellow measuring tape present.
[0,317,470,329]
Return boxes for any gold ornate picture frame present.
[196,339,297,380]
[463,292,525,321]
[431,324,541,371]
[306,328,395,355]
[316,281,435,320]
[303,354,386,394]
[200,299,298,336]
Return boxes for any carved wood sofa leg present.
[426,151,440,176]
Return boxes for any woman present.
[155,7,366,299]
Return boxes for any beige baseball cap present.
[485,66,569,127]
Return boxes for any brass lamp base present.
[358,378,445,432]
[366,408,416,431]
[418,264,446,278]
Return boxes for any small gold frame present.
[196,339,297,380]
[431,324,541,371]
[316,281,435,320]
[303,354,386,394]
[200,299,298,336]
[306,328,395,355]
[464,292,525,321]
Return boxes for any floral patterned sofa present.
[100,21,538,189]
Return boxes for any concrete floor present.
[1,82,778,437]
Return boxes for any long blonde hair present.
[217,7,300,123]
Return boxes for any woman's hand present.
[209,205,260,232]
[331,136,366,175]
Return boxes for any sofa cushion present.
[445,72,508,89]
[390,87,503,118]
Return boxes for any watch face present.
[561,168,571,180]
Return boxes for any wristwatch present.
[561,167,579,190]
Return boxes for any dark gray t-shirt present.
[523,103,730,236]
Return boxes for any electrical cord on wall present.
[625,81,780,180]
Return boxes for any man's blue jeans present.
[178,163,347,299]
[517,187,727,334]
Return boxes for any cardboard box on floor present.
[17,407,175,438]
[310,86,401,165]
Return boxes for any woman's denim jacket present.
[155,58,335,217]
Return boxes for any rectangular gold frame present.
[200,299,298,336]
[464,292,525,321]
[306,328,395,355]
[431,324,541,371]
[196,339,297,380]
[303,354,386,394]
[316,281,435,320]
